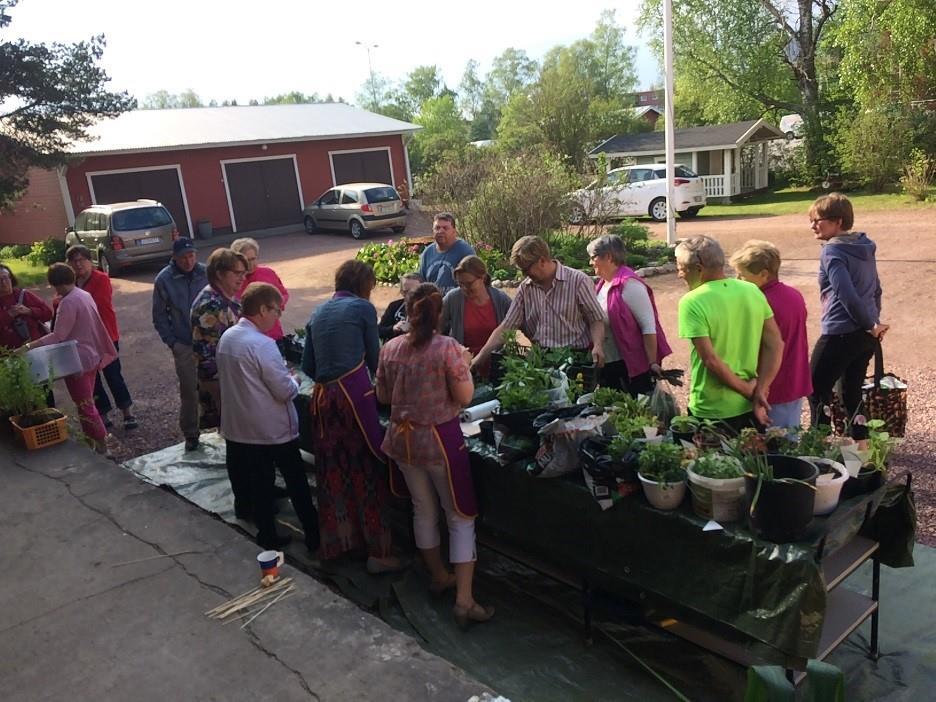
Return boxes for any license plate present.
[138,237,161,246]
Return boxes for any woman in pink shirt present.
[730,240,812,428]
[23,263,116,453]
[232,238,289,341]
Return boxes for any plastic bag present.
[534,412,609,478]
[649,381,679,428]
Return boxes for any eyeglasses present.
[457,278,478,289]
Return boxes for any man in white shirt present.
[217,282,319,552]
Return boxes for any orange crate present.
[9,411,69,450]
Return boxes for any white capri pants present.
[397,460,477,563]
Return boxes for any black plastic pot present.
[492,406,551,437]
[478,420,496,446]
[841,466,885,499]
[567,363,598,393]
[671,429,695,446]
[744,455,818,543]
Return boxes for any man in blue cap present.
[152,238,208,451]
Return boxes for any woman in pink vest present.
[588,234,672,396]
[22,263,116,455]
[231,238,289,342]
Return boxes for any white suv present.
[570,164,707,223]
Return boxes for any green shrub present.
[544,230,590,271]
[900,148,935,201]
[0,244,31,259]
[609,219,650,242]
[25,237,67,267]
[833,107,912,192]
[355,239,427,285]
[462,150,576,259]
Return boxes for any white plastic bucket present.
[802,457,849,515]
[638,473,687,510]
[687,465,746,522]
[24,340,82,382]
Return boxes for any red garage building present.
[0,103,419,244]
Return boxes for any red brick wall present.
[0,168,69,245]
[64,134,409,234]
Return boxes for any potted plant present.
[669,415,700,446]
[694,418,726,450]
[841,419,896,498]
[741,451,818,543]
[795,425,848,515]
[686,452,746,521]
[637,441,687,510]
[0,350,66,449]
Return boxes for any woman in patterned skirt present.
[301,260,403,572]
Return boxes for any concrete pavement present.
[0,437,490,701]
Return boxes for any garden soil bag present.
[534,412,609,478]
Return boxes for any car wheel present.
[391,226,406,234]
[568,204,586,225]
[303,215,318,235]
[99,252,116,277]
[678,207,701,219]
[349,219,365,240]
[649,197,668,222]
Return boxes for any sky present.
[5,0,661,106]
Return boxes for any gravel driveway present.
[37,208,936,544]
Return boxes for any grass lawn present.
[2,258,48,288]
[700,187,936,218]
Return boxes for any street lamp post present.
[355,41,379,109]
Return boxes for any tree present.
[833,0,936,107]
[408,95,469,176]
[496,13,642,168]
[141,89,204,109]
[639,0,837,175]
[403,65,444,114]
[458,60,484,120]
[0,0,134,210]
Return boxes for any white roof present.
[70,103,420,155]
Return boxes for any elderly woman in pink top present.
[730,240,813,428]
[231,238,289,341]
[588,234,672,396]
[22,263,116,453]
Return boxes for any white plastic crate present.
[25,340,82,382]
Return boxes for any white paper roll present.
[460,400,501,422]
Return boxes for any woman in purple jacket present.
[588,234,672,396]
[807,193,889,440]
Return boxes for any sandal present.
[453,602,495,630]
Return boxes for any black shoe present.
[123,415,138,430]
[234,501,254,521]
[102,415,114,429]
[184,437,200,452]
[258,533,291,550]
[272,485,289,500]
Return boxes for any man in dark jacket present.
[152,238,208,451]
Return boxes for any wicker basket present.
[10,410,69,450]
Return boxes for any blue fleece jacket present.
[818,232,882,335]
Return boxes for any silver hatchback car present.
[303,183,406,240]
[65,200,179,276]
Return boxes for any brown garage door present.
[90,168,190,237]
[225,158,302,232]
[332,150,392,185]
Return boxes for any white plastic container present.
[687,463,746,522]
[638,473,687,510]
[25,340,82,382]
[802,457,849,515]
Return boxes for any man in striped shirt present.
[471,236,606,370]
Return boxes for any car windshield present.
[364,187,399,203]
[111,207,172,231]
[653,166,698,178]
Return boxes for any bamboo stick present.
[240,586,295,629]
[112,550,201,567]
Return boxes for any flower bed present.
[355,220,676,286]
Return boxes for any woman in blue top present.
[807,193,889,440]
[302,260,403,572]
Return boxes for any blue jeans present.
[769,397,805,429]
[93,340,133,416]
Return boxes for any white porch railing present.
[701,175,727,198]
